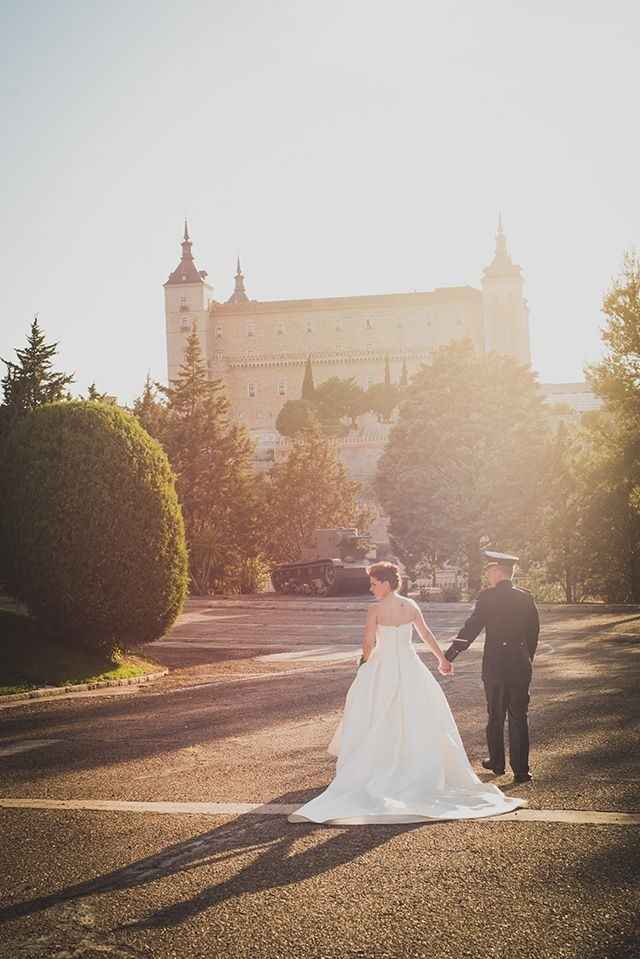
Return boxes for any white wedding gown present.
[289,622,527,824]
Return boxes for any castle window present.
[277,321,285,335]
[180,317,190,332]
[179,295,189,312]
[215,324,223,338]
[248,382,256,398]
[247,321,255,337]
[365,318,374,330]
[305,318,314,333]
[278,380,287,397]
[336,319,343,332]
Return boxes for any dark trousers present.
[483,680,531,776]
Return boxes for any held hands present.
[438,657,453,677]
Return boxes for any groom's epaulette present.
[514,585,532,595]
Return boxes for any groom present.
[445,551,540,785]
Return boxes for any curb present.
[0,669,168,704]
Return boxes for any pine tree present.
[0,317,73,438]
[157,330,262,593]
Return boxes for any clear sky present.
[1,0,638,403]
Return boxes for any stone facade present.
[164,218,532,469]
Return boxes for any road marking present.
[0,740,62,757]
[258,645,361,663]
[257,643,453,663]
[0,798,637,825]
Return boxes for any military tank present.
[270,528,404,596]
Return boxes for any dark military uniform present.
[445,579,540,777]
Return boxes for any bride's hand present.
[438,658,453,676]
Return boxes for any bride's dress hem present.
[288,800,528,826]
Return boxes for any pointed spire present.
[226,255,250,304]
[494,211,508,260]
[165,223,208,285]
[180,220,193,262]
[483,214,521,279]
[301,355,315,400]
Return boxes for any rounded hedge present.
[0,401,188,652]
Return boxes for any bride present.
[289,562,527,824]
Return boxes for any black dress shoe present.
[512,773,533,785]
[482,759,505,774]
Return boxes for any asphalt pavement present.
[0,598,638,958]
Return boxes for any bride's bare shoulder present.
[397,595,420,616]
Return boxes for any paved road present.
[1,599,639,958]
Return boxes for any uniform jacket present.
[445,580,540,683]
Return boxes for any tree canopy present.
[0,401,188,653]
[578,252,640,601]
[375,340,549,587]
[275,357,403,438]
[262,429,373,563]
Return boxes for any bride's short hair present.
[367,562,400,590]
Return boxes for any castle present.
[164,217,535,480]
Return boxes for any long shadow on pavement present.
[0,789,424,930]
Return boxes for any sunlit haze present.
[2,0,638,402]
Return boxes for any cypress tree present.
[301,355,315,400]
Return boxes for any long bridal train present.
[289,623,527,825]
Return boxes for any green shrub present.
[0,401,188,653]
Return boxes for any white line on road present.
[0,798,637,825]
[0,740,62,757]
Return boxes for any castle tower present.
[164,221,213,383]
[481,215,531,365]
